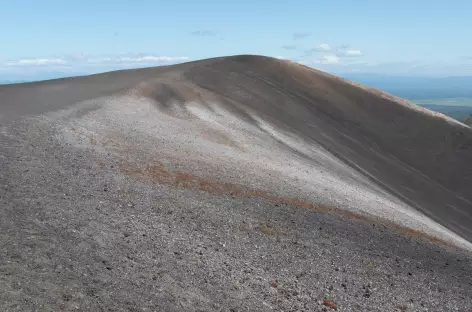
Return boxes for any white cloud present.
[321,55,340,64]
[311,43,332,52]
[119,55,189,62]
[336,47,363,57]
[344,49,362,56]
[304,44,362,58]
[3,55,189,68]
[5,58,67,66]
[309,55,342,65]
[1,54,191,77]
[318,44,332,52]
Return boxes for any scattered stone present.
[295,272,305,279]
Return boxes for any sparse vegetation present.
[258,222,277,236]
[323,299,338,310]
[413,98,472,121]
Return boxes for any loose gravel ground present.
[1,110,471,311]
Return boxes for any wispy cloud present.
[317,55,340,64]
[336,45,363,57]
[117,55,189,63]
[306,55,340,65]
[1,54,190,74]
[313,43,332,52]
[303,44,363,58]
[302,44,332,57]
[5,58,67,66]
[282,45,297,50]
[189,30,218,37]
[305,53,366,66]
[344,50,362,56]
[292,32,311,40]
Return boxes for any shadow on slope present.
[135,55,472,242]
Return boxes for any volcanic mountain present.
[1,55,471,311]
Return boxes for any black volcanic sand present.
[1,55,472,311]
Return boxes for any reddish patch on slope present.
[120,161,332,211]
[120,161,454,249]
[323,299,338,310]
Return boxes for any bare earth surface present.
[1,55,471,311]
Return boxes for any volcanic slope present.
[464,114,472,126]
[1,55,472,311]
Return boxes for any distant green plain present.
[413,98,472,107]
[411,98,472,121]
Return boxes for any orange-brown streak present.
[120,161,455,249]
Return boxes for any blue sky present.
[1,0,471,80]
